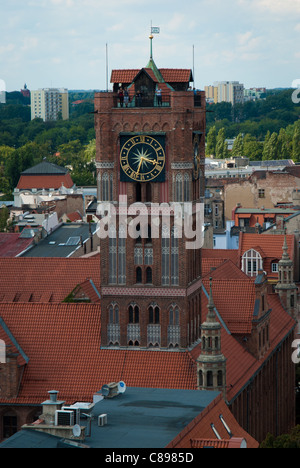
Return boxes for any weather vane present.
[149,21,160,60]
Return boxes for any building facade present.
[30,88,69,121]
[205,81,244,105]
[95,54,206,350]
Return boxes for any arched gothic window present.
[109,303,119,324]
[149,305,160,324]
[241,249,263,277]
[207,371,213,387]
[169,305,179,326]
[129,304,139,323]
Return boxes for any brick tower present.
[197,278,226,396]
[94,37,206,349]
[275,233,298,321]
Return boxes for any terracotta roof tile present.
[110,69,139,83]
[159,69,193,82]
[111,68,192,85]
[66,212,82,222]
[239,233,294,261]
[0,233,33,257]
[0,257,100,303]
[0,303,197,405]
[167,395,259,448]
[17,174,74,190]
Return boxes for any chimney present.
[40,390,65,425]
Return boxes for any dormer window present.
[242,249,263,277]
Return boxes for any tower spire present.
[207,277,216,322]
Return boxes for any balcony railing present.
[112,91,203,109]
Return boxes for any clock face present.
[120,134,166,182]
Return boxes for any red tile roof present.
[167,394,259,448]
[0,257,100,303]
[17,174,74,190]
[239,233,294,262]
[203,259,247,281]
[0,233,33,257]
[0,302,197,405]
[111,69,139,83]
[202,250,240,277]
[197,258,296,402]
[0,252,295,414]
[159,69,193,83]
[110,68,192,84]
[238,232,295,278]
[202,277,255,335]
[66,212,82,222]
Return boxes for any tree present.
[215,128,227,159]
[242,134,263,161]
[0,206,10,232]
[206,126,217,156]
[84,139,96,163]
[292,126,300,162]
[262,131,279,161]
[277,128,292,160]
[231,133,244,157]
[260,426,300,448]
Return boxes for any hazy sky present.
[1,0,299,92]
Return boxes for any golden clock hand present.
[142,157,156,165]
[137,157,144,174]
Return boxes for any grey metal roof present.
[21,223,99,258]
[0,387,220,449]
[21,160,68,176]
[0,429,63,449]
[83,387,220,448]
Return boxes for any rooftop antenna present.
[106,43,109,92]
[193,44,195,88]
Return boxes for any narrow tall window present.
[109,226,117,284]
[162,224,170,285]
[146,183,152,202]
[118,225,126,285]
[171,226,179,286]
[207,371,213,387]
[129,305,140,323]
[184,173,190,202]
[136,267,142,283]
[102,172,109,201]
[136,183,142,202]
[146,267,152,284]
[175,173,183,202]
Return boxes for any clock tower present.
[94,43,206,350]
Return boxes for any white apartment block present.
[205,81,245,106]
[0,79,6,104]
[31,88,69,121]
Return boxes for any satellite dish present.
[118,381,126,394]
[101,384,110,397]
[72,424,81,437]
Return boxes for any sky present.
[0,0,299,92]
